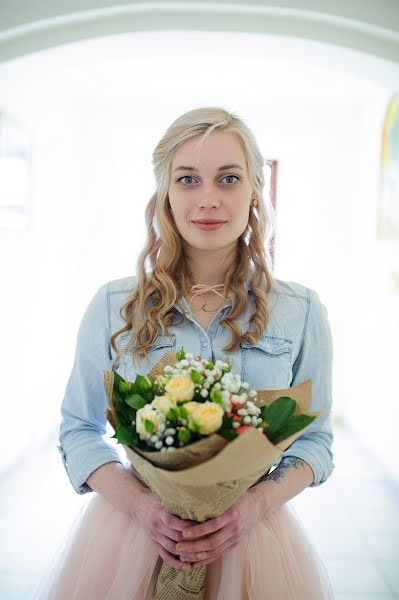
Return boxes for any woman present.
[35,107,335,599]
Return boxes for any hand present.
[134,489,195,570]
[174,485,271,567]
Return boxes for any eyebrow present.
[172,164,245,173]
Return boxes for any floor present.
[0,423,398,599]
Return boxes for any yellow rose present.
[136,407,165,439]
[190,401,224,435]
[165,374,195,403]
[184,401,200,417]
[152,394,177,415]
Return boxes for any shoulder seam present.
[299,288,311,350]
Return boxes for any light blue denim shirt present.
[58,275,335,495]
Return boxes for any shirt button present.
[202,341,209,348]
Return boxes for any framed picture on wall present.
[0,111,32,232]
[377,93,399,241]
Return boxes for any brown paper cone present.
[103,356,316,600]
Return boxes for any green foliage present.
[176,347,186,361]
[210,388,222,404]
[260,396,316,444]
[268,414,316,444]
[261,397,296,435]
[144,419,155,434]
[177,405,188,419]
[189,419,200,433]
[190,370,201,383]
[219,428,238,441]
[113,414,138,446]
[118,379,130,394]
[124,394,147,410]
[135,374,152,392]
[178,427,191,444]
[167,408,178,421]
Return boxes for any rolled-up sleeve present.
[281,287,335,486]
[57,282,123,494]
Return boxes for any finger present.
[160,511,193,533]
[176,523,238,554]
[152,533,180,556]
[186,535,241,568]
[155,543,192,570]
[156,523,186,543]
[181,512,233,540]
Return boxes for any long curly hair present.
[110,106,278,369]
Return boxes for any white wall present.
[0,32,398,482]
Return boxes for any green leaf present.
[177,405,188,419]
[176,347,186,361]
[219,428,238,441]
[114,415,138,446]
[190,370,201,383]
[178,427,191,444]
[112,386,124,407]
[268,414,316,444]
[188,419,200,433]
[135,374,152,392]
[124,394,147,410]
[144,419,155,434]
[210,388,222,404]
[206,361,214,370]
[264,397,296,434]
[118,379,130,394]
[167,408,178,421]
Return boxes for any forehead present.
[171,130,247,168]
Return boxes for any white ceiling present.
[0,31,397,106]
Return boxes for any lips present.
[192,220,226,224]
[192,221,226,231]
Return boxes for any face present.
[168,130,254,255]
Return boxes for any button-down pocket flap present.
[241,335,292,355]
[117,332,176,351]
[147,335,176,351]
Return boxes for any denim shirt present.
[57,275,335,495]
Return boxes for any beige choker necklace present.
[188,283,225,312]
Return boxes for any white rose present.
[136,407,166,439]
[152,394,177,415]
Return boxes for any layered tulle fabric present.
[33,492,334,600]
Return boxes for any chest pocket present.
[114,332,176,380]
[240,335,293,390]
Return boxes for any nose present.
[197,186,220,209]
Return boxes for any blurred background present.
[0,1,398,598]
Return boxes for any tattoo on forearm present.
[259,457,308,485]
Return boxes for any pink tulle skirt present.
[33,492,335,600]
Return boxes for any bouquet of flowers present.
[103,348,320,600]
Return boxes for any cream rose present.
[184,401,200,417]
[190,401,224,435]
[152,394,177,415]
[165,374,195,403]
[136,407,165,439]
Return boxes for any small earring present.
[251,198,258,207]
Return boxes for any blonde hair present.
[110,106,278,369]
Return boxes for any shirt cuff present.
[57,444,124,495]
[280,439,335,487]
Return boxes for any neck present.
[184,243,237,287]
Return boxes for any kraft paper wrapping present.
[103,352,318,600]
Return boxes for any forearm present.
[86,461,149,520]
[255,457,314,515]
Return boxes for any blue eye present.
[177,175,240,185]
[221,175,239,184]
[178,176,197,185]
